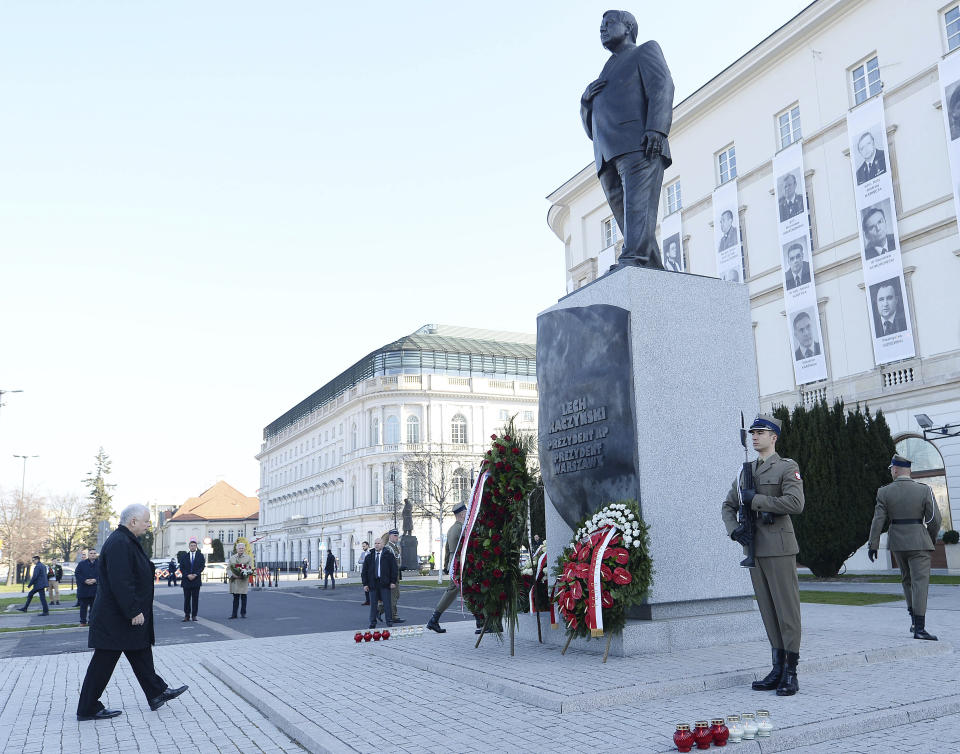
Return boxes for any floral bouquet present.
[230,562,254,580]
[553,500,652,640]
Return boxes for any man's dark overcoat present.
[89,525,155,650]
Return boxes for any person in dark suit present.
[16,555,49,615]
[76,504,187,721]
[792,311,821,361]
[855,132,887,185]
[581,10,674,269]
[718,210,738,251]
[778,173,804,222]
[873,281,907,337]
[323,550,337,589]
[361,537,397,629]
[75,548,99,626]
[862,207,897,258]
[166,557,178,587]
[177,539,205,621]
[784,243,811,290]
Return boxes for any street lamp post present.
[13,454,39,591]
[390,468,399,531]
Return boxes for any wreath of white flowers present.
[572,503,644,549]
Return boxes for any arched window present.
[895,435,952,530]
[452,468,470,505]
[351,478,357,509]
[385,415,400,444]
[351,423,358,450]
[371,417,380,446]
[406,415,420,443]
[451,413,468,444]
[371,471,380,505]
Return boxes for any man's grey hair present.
[119,503,150,526]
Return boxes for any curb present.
[200,659,357,754]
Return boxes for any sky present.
[0,0,813,509]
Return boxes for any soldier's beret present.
[452,504,467,514]
[749,414,781,435]
[889,454,912,468]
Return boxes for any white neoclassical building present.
[254,325,538,571]
[547,0,960,567]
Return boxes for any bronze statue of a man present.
[402,498,414,537]
[581,10,674,270]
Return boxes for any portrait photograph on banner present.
[938,52,960,235]
[846,94,915,366]
[776,169,805,223]
[712,179,743,282]
[660,210,684,273]
[789,307,823,362]
[782,236,812,292]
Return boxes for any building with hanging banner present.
[546,0,960,568]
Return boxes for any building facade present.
[153,481,259,559]
[547,0,960,567]
[254,325,538,572]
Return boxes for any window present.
[218,530,224,542]
[498,409,509,420]
[385,416,399,444]
[228,530,234,544]
[718,146,737,184]
[777,105,802,149]
[370,417,379,445]
[851,56,881,105]
[601,216,618,249]
[946,5,960,52]
[894,436,952,530]
[371,472,380,505]
[406,415,420,443]
[523,410,534,422]
[665,181,682,215]
[351,423,357,450]
[451,413,468,444]
[452,469,470,506]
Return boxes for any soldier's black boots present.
[427,611,446,633]
[908,607,915,634]
[776,651,799,696]
[752,648,785,691]
[913,615,938,641]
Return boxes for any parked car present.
[204,563,228,582]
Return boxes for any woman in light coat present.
[227,540,254,619]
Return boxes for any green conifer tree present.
[82,447,116,546]
[773,400,894,577]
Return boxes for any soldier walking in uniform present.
[868,454,942,640]
[427,503,467,633]
[722,415,805,696]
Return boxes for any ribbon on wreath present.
[453,470,490,598]
[528,547,547,613]
[549,581,559,628]
[587,526,618,637]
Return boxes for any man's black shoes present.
[393,617,406,624]
[149,685,188,711]
[16,607,26,612]
[77,708,122,721]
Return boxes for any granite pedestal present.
[538,265,764,654]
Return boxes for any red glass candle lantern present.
[673,724,694,752]
[373,631,382,641]
[353,632,363,643]
[363,631,373,642]
[693,721,712,750]
[382,630,391,640]
[710,718,729,746]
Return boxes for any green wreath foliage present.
[551,500,653,640]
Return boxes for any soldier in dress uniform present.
[868,454,942,641]
[722,414,805,696]
[427,503,467,633]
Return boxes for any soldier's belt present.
[891,518,923,525]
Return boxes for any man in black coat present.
[324,550,337,589]
[75,548,99,626]
[361,537,397,629]
[16,555,49,614]
[177,539,205,621]
[76,504,187,721]
[581,10,674,269]
[166,557,178,587]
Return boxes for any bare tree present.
[402,443,479,581]
[0,489,49,585]
[46,494,87,562]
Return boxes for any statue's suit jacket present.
[581,41,674,172]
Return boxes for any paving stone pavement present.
[0,599,957,752]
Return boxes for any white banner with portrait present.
[773,142,827,384]
[712,179,744,283]
[846,95,915,364]
[659,211,684,272]
[939,53,960,235]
